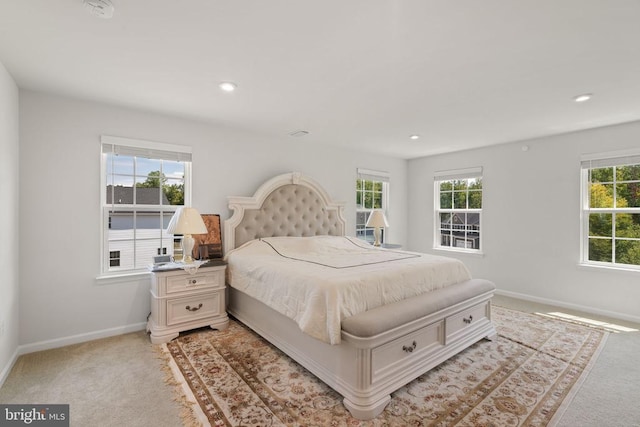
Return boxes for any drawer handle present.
[463,315,473,324]
[188,279,198,285]
[402,341,417,353]
[185,303,203,312]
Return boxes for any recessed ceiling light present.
[574,93,593,103]
[219,82,237,92]
[410,135,420,140]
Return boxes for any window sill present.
[433,247,485,258]
[577,263,640,274]
[95,270,151,285]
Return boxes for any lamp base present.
[182,234,196,263]
[373,227,382,247]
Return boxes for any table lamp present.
[166,207,208,263]
[366,209,389,247]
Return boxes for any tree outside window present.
[584,161,640,268]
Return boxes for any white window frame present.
[580,150,640,271]
[356,168,390,244]
[434,167,483,254]
[99,135,193,278]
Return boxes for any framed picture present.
[192,214,223,259]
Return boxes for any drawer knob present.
[402,341,417,353]
[189,279,198,285]
[463,315,473,324]
[185,303,203,312]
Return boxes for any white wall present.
[0,61,20,384]
[408,122,640,322]
[12,87,640,351]
[18,90,407,349]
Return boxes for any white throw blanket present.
[225,236,471,344]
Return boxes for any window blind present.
[357,168,390,182]
[434,166,483,181]
[101,135,192,162]
[581,151,640,169]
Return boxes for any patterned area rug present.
[161,306,607,426]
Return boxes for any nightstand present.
[147,260,229,344]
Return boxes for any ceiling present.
[1,1,640,159]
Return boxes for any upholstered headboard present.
[224,172,346,254]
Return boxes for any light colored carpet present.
[0,331,182,427]
[555,331,640,427]
[1,298,638,427]
[162,306,607,426]
[493,295,640,427]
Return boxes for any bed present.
[224,172,497,420]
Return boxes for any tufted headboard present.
[224,172,346,255]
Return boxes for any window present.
[109,251,121,267]
[100,136,192,275]
[581,152,640,270]
[356,168,389,244]
[434,167,483,252]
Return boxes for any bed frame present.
[224,172,497,420]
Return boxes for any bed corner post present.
[291,171,302,184]
[224,198,244,255]
[343,395,391,421]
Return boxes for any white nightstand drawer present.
[167,293,221,326]
[148,263,229,344]
[165,269,224,294]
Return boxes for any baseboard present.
[0,346,20,389]
[17,322,148,356]
[495,289,640,324]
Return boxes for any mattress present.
[225,236,472,344]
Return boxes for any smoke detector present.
[83,0,115,19]
[289,130,310,137]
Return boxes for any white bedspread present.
[225,236,471,344]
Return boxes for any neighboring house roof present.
[443,212,480,226]
[106,185,170,205]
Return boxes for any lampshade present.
[166,207,208,235]
[366,210,389,228]
[166,207,207,263]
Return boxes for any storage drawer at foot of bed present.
[371,320,444,383]
[445,301,490,341]
[166,293,221,326]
